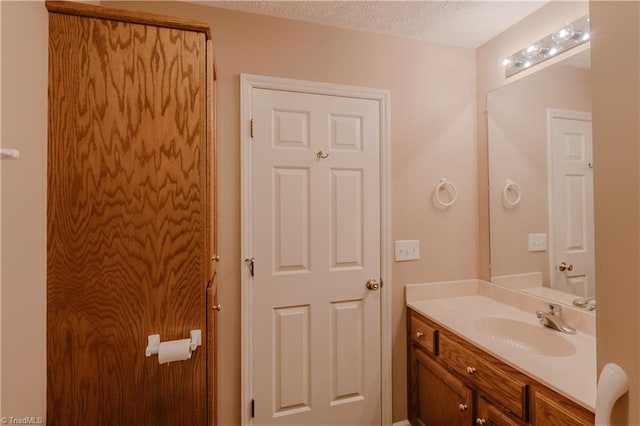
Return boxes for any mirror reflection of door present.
[548,110,594,297]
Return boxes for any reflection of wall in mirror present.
[488,62,591,288]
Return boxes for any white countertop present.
[406,280,596,412]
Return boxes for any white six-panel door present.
[249,88,382,425]
[549,110,594,297]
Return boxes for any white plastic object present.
[145,329,202,358]
[503,179,522,207]
[435,178,457,208]
[189,329,202,352]
[595,362,629,426]
[0,148,20,159]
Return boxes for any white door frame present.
[546,108,593,294]
[240,74,392,425]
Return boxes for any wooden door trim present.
[206,38,218,426]
[45,1,211,39]
[239,74,392,426]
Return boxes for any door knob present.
[366,279,380,291]
[559,261,574,272]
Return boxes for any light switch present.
[528,233,547,252]
[395,240,420,261]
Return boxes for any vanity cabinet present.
[407,308,594,426]
[532,389,594,425]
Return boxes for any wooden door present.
[249,88,381,425]
[476,396,525,426]
[549,110,594,297]
[46,3,213,425]
[413,348,473,426]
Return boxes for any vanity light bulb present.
[502,58,512,66]
[548,47,559,56]
[582,32,591,41]
[522,43,541,58]
[552,27,574,43]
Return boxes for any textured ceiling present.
[208,1,550,48]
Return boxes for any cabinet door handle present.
[459,404,468,412]
[476,419,486,425]
[416,331,424,339]
[466,366,476,374]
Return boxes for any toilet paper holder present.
[145,329,202,358]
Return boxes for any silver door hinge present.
[250,118,254,138]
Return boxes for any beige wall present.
[488,64,591,286]
[3,0,479,423]
[591,2,640,424]
[0,0,48,419]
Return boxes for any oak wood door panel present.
[413,348,473,426]
[47,8,208,425]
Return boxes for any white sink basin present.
[474,317,576,357]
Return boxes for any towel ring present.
[503,179,522,207]
[435,178,458,208]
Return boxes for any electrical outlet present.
[395,240,420,261]
[528,233,547,252]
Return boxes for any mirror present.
[488,49,594,308]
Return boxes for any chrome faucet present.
[536,303,577,334]
[573,296,596,311]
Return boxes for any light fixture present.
[502,15,590,78]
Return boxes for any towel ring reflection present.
[503,179,522,207]
[435,178,457,208]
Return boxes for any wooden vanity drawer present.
[439,333,529,420]
[533,390,594,425]
[409,311,437,355]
